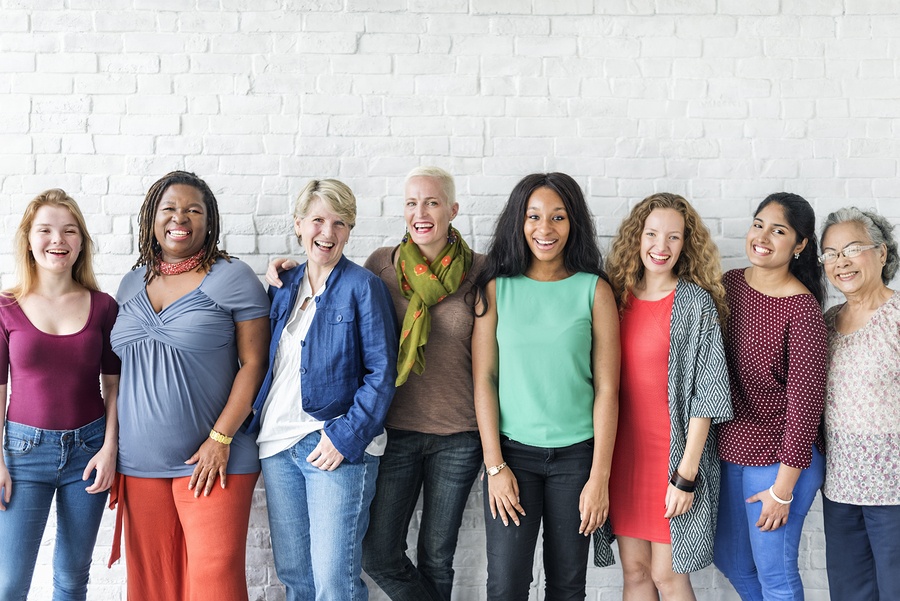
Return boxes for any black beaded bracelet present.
[669,471,696,493]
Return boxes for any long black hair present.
[754,192,826,306]
[134,170,230,282]
[474,172,606,312]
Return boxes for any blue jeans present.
[261,432,379,601]
[713,447,825,601]
[362,429,482,601]
[0,417,108,601]
[822,496,900,601]
[483,437,594,601]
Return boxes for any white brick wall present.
[2,2,899,599]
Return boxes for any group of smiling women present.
[0,167,897,601]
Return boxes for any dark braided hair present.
[134,170,230,282]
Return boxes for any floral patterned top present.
[823,290,900,505]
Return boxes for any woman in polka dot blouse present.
[713,193,828,601]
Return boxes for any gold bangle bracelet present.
[209,429,233,445]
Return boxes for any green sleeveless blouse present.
[495,272,598,447]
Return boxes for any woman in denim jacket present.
[248,179,398,601]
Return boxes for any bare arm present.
[664,416,711,518]
[83,374,119,494]
[472,280,525,526]
[186,316,270,497]
[265,257,299,288]
[578,278,620,535]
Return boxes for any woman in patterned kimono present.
[605,193,732,600]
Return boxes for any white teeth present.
[649,253,668,261]
[754,245,772,255]
[315,241,334,249]
[47,250,68,255]
[535,239,555,245]
[414,224,433,231]
[169,230,190,236]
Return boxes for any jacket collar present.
[285,254,349,292]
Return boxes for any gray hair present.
[404,166,456,205]
[822,207,898,284]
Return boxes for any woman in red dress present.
[605,193,732,600]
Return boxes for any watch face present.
[488,466,498,476]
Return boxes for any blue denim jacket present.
[247,255,399,463]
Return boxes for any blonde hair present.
[607,193,728,322]
[294,179,357,231]
[404,166,456,205]
[4,189,99,301]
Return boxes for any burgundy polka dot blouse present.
[718,269,827,469]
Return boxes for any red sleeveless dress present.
[609,291,674,543]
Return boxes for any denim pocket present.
[79,430,104,454]
[3,434,33,456]
[77,419,107,454]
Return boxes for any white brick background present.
[2,1,899,599]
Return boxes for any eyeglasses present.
[817,245,878,265]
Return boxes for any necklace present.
[156,248,205,276]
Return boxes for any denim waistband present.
[5,416,106,445]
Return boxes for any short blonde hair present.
[294,179,357,228]
[404,166,456,205]
[5,189,99,301]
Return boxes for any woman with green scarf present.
[267,166,482,600]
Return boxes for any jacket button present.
[300,340,306,347]
[300,367,307,374]
[336,315,343,322]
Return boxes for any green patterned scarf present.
[395,226,472,386]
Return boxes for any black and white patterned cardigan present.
[594,279,733,573]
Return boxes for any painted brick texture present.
[2,1,899,600]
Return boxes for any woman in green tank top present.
[472,172,621,600]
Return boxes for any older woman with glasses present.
[819,207,900,601]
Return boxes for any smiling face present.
[404,175,459,262]
[296,196,351,271]
[523,186,570,269]
[153,184,209,263]
[640,208,685,280]
[746,202,807,271]
[29,205,83,276]
[821,221,886,299]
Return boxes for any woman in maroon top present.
[713,193,827,601]
[0,190,120,600]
